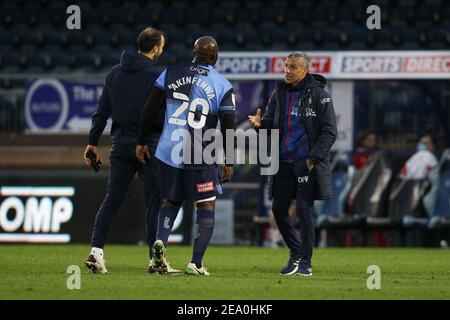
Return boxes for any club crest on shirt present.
[164,217,171,229]
[305,108,316,117]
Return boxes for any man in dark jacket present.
[249,52,337,276]
[83,27,174,274]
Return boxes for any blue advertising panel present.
[25,79,105,133]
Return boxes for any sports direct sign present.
[216,53,333,80]
[340,51,450,78]
[217,51,450,80]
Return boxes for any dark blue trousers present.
[90,143,161,252]
[272,159,317,264]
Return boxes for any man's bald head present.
[193,36,219,65]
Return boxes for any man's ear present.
[302,69,308,78]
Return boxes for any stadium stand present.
[313,149,450,246]
[321,152,393,229]
[384,177,430,227]
[0,0,450,75]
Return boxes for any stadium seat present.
[427,27,450,49]
[368,176,430,228]
[236,8,260,25]
[422,150,450,229]
[442,7,450,27]
[0,94,22,133]
[291,30,317,48]
[291,3,312,22]
[393,28,416,46]
[320,29,342,49]
[344,28,368,48]
[389,5,413,27]
[415,4,440,27]
[327,152,393,228]
[316,153,355,228]
[60,30,86,49]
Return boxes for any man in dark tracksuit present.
[249,52,337,276]
[83,27,169,274]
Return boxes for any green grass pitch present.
[1,245,450,300]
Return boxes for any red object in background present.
[372,230,389,247]
[353,153,372,171]
[401,165,407,177]
[271,56,332,74]
[345,231,354,247]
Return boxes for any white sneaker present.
[167,264,182,274]
[185,262,210,276]
[85,251,108,274]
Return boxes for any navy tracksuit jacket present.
[88,51,164,250]
[260,73,337,264]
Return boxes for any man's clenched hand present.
[84,145,100,167]
[220,164,234,183]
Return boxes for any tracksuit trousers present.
[271,159,317,264]
[90,143,161,251]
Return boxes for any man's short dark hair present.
[137,27,164,53]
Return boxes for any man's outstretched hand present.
[248,108,261,128]
[136,144,151,165]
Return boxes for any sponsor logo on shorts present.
[196,181,214,193]
[164,217,171,229]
